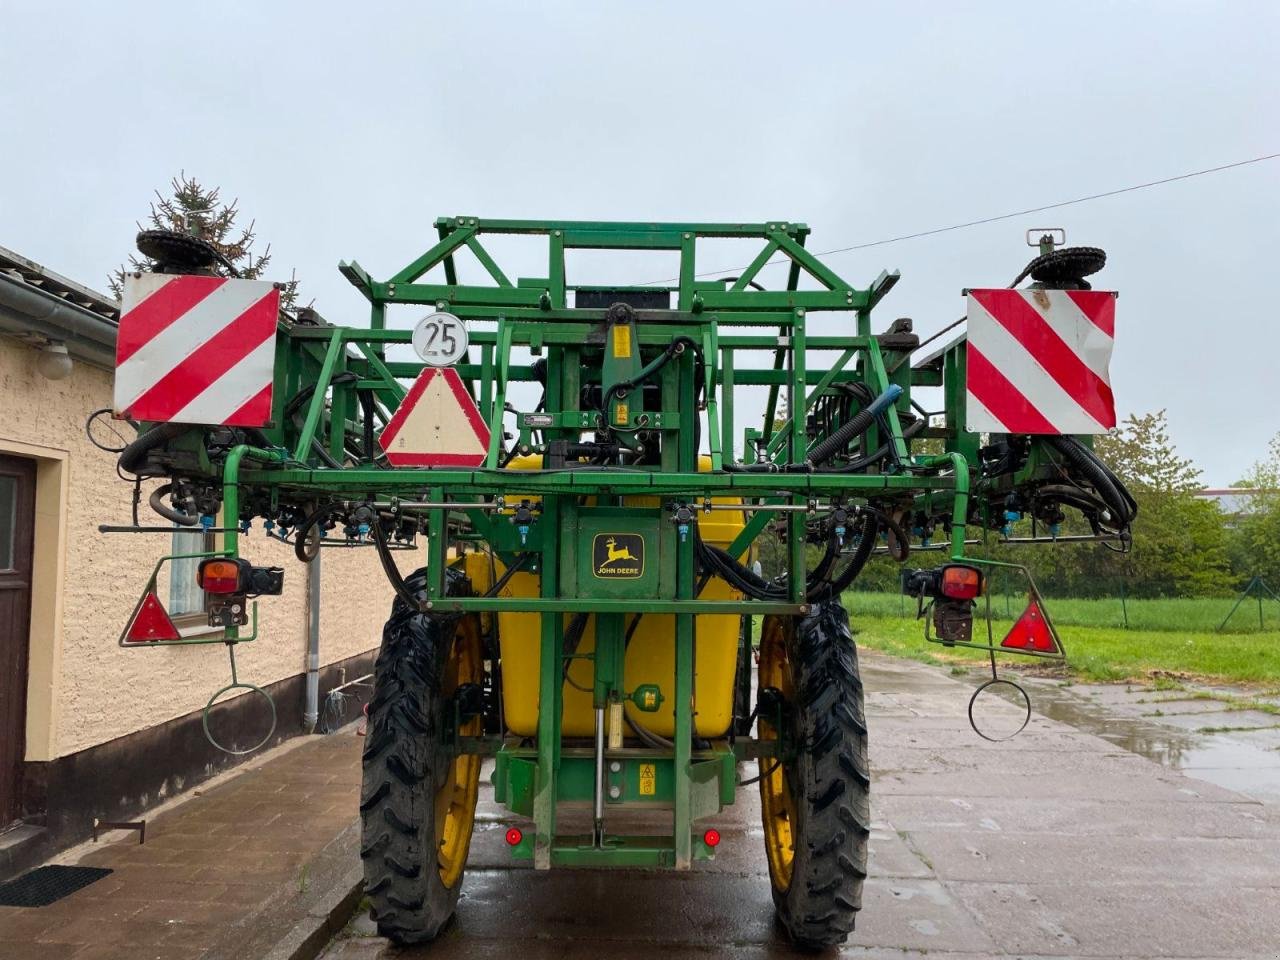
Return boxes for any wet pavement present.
[319,652,1280,960]
[1009,672,1280,805]
[0,733,366,960]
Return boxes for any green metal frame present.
[117,550,259,647]
[159,217,1087,871]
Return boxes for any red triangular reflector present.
[125,591,181,643]
[1000,598,1059,653]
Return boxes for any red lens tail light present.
[197,558,244,594]
[505,827,524,847]
[940,564,983,600]
[702,828,721,848]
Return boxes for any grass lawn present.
[840,592,1280,688]
[844,590,1280,634]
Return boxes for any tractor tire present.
[758,599,870,950]
[360,569,483,945]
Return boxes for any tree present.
[108,173,298,309]
[1092,411,1234,597]
[1229,433,1280,587]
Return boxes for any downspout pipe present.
[304,551,321,733]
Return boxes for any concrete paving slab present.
[873,762,1251,803]
[0,730,368,960]
[951,879,1280,958]
[877,793,1279,839]
[904,829,1280,884]
[316,651,1280,960]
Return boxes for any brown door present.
[0,454,35,829]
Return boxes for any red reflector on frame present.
[1000,599,1059,653]
[125,591,181,643]
[505,827,523,847]
[703,828,721,848]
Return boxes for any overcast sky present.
[2,1,1276,485]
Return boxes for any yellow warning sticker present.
[612,324,632,358]
[614,401,629,425]
[639,763,656,796]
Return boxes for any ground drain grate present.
[0,865,113,907]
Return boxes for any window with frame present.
[168,527,214,625]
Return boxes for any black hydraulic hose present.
[294,504,335,563]
[809,534,841,584]
[371,519,424,611]
[149,483,199,526]
[804,405,877,467]
[285,372,360,469]
[1089,449,1138,518]
[697,533,788,601]
[1046,436,1136,529]
[870,507,911,562]
[808,512,879,602]
[483,553,533,598]
[600,336,702,417]
[117,422,191,477]
[692,501,907,604]
[805,385,903,467]
[816,417,927,474]
[1034,484,1117,522]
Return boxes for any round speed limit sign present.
[411,312,469,367]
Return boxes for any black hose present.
[601,336,702,419]
[871,507,911,562]
[822,513,880,596]
[815,416,926,473]
[371,519,425,611]
[285,372,360,469]
[117,422,190,477]
[85,408,133,454]
[294,504,335,563]
[1046,436,1136,530]
[805,405,879,467]
[149,483,200,526]
[483,552,533,598]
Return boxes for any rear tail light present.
[702,828,721,848]
[505,827,524,846]
[196,557,284,596]
[940,564,984,600]
[197,558,244,594]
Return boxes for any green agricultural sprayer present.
[102,218,1133,947]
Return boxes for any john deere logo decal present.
[593,534,644,579]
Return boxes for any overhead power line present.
[646,152,1280,284]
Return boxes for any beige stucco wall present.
[0,339,406,759]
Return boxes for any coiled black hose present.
[693,506,889,604]
[117,422,191,478]
[149,483,200,526]
[1046,436,1137,531]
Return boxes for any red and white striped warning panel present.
[379,367,491,467]
[965,288,1116,435]
[114,274,280,427]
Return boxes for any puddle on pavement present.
[978,672,1280,803]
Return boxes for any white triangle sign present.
[379,367,491,467]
